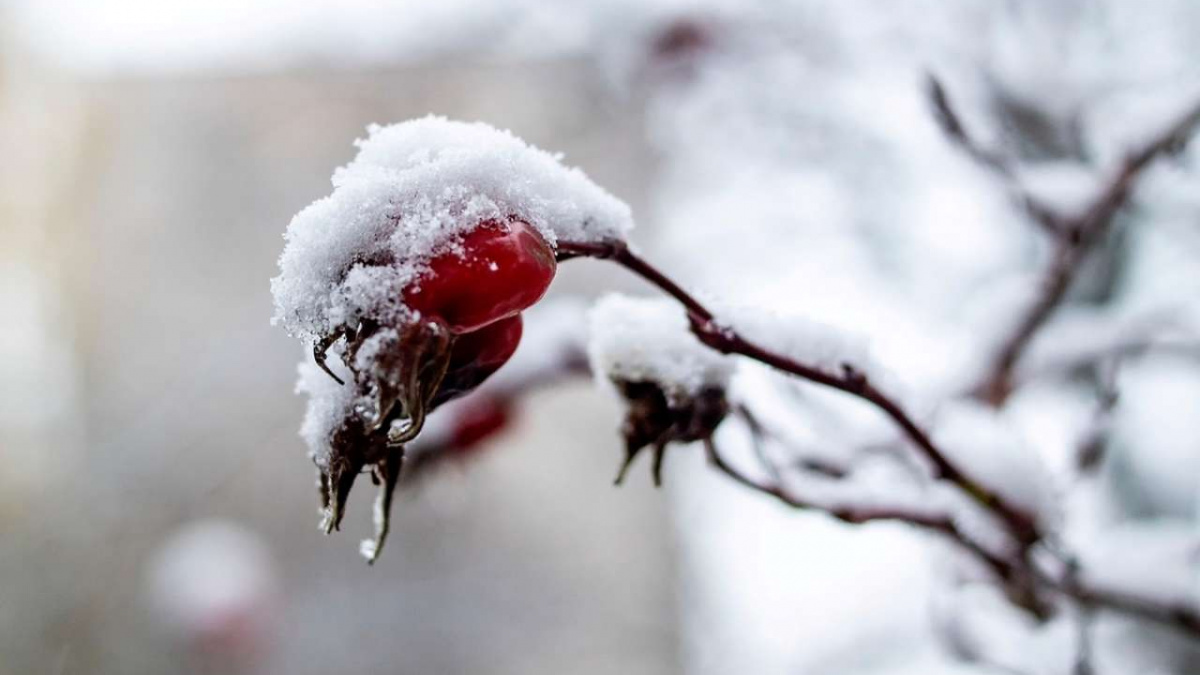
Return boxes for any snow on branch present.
[587,293,734,400]
[557,238,1041,546]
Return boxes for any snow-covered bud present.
[588,294,734,485]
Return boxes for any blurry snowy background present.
[1,1,1199,674]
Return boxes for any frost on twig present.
[589,294,734,400]
[1016,306,1200,387]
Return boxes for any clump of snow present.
[272,116,633,342]
[588,294,733,399]
[717,301,880,380]
[294,360,356,466]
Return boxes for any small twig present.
[926,73,1015,177]
[558,239,1040,546]
[735,403,850,480]
[706,427,1200,637]
[1073,600,1095,675]
[926,73,1063,235]
[735,404,787,482]
[1055,576,1200,639]
[1074,387,1118,475]
[974,94,1200,406]
[1017,332,1200,388]
[701,437,1048,614]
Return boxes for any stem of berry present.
[556,240,1041,547]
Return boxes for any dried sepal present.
[309,317,456,555]
[360,448,403,565]
[612,379,729,487]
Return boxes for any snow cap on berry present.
[587,293,733,400]
[271,116,634,341]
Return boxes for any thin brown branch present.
[706,432,1200,637]
[558,239,1040,546]
[556,238,1200,639]
[974,94,1200,406]
[735,404,847,479]
[700,438,1043,613]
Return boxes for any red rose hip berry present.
[404,218,556,333]
[432,314,523,408]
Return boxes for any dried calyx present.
[612,379,730,486]
[313,317,453,539]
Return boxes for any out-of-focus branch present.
[926,73,1012,175]
[700,438,1029,594]
[557,240,1041,546]
[1018,333,1200,388]
[1054,577,1200,638]
[1073,386,1118,475]
[926,74,1064,235]
[705,429,1200,637]
[1073,591,1096,675]
[971,94,1200,406]
[735,404,847,479]
[557,240,1200,639]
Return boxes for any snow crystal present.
[272,116,633,341]
[588,294,733,399]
